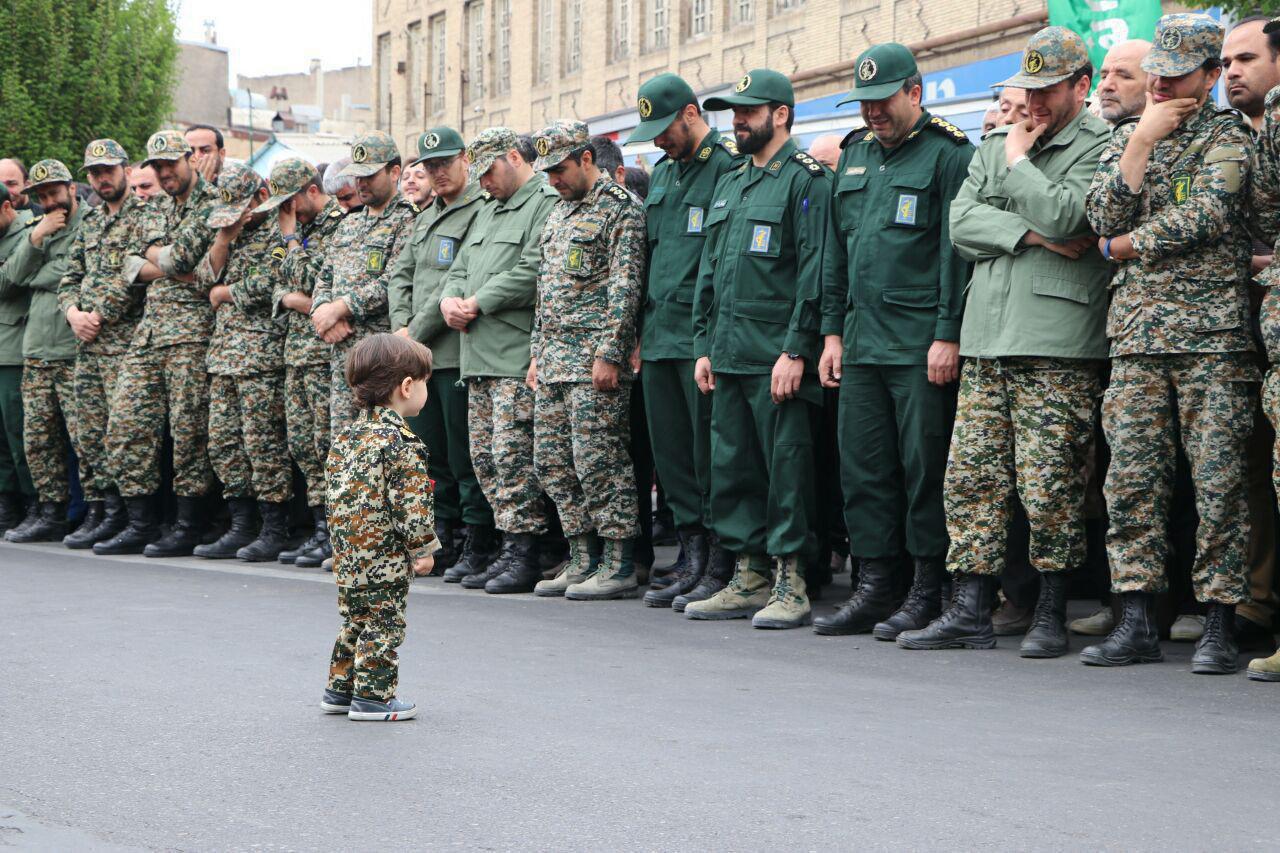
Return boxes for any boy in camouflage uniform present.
[1085,14,1257,674]
[528,121,647,600]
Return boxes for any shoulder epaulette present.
[926,115,969,144]
[839,128,868,149]
[271,246,287,261]
[1215,106,1252,130]
[717,136,739,156]
[22,215,43,229]
[738,161,750,173]
[793,150,825,175]
[328,207,344,219]
[604,182,632,204]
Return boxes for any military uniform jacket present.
[274,198,345,368]
[1087,100,1254,357]
[950,107,1111,360]
[387,182,488,371]
[821,111,974,365]
[439,175,559,379]
[0,205,84,362]
[0,209,35,365]
[1250,86,1280,364]
[311,195,418,347]
[693,138,829,375]
[328,406,439,588]
[642,129,741,361]
[57,194,152,357]
[198,218,287,375]
[533,174,646,384]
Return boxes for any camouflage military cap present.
[142,129,193,165]
[340,131,401,178]
[466,127,519,182]
[411,126,466,166]
[207,161,265,227]
[532,120,590,172]
[996,26,1090,90]
[26,159,73,189]
[257,157,319,214]
[1142,14,1223,77]
[81,138,128,170]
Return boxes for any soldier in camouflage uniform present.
[0,183,35,537]
[1085,14,1256,674]
[260,158,346,568]
[190,162,292,562]
[100,129,221,557]
[0,160,86,542]
[56,139,153,550]
[310,131,418,436]
[526,121,646,600]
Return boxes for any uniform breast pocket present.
[683,193,712,238]
[740,205,785,259]
[363,238,393,274]
[564,226,604,279]
[645,186,667,242]
[836,173,869,230]
[429,233,463,270]
[885,172,932,229]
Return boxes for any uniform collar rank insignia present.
[768,160,782,172]
[697,146,712,161]
[863,131,875,142]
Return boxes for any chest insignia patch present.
[895,194,918,225]
[366,249,385,272]
[749,225,771,253]
[437,237,455,264]
[687,206,704,233]
[1172,174,1192,205]
[713,199,728,209]
[565,246,585,271]
[846,166,866,175]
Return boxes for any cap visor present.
[534,151,571,172]
[80,159,126,171]
[340,161,386,178]
[141,153,185,167]
[994,71,1071,90]
[625,111,679,144]
[702,94,772,111]
[1140,52,1203,77]
[255,191,298,214]
[410,147,464,166]
[467,156,497,183]
[836,80,909,106]
[207,201,251,227]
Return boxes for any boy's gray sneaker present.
[348,696,418,721]
[320,689,352,713]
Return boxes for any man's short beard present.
[99,179,127,203]
[737,120,775,155]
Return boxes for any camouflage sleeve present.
[346,213,413,322]
[595,203,646,365]
[1129,125,1253,261]
[160,214,216,276]
[57,229,87,314]
[0,231,43,298]
[1085,125,1144,238]
[194,244,223,285]
[820,150,849,338]
[530,229,547,362]
[783,169,829,362]
[384,439,438,561]
[95,272,138,323]
[1003,133,1103,241]
[472,196,554,315]
[232,255,283,312]
[948,139,1034,261]
[1252,87,1280,248]
[310,256,334,312]
[936,143,976,342]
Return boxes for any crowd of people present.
[7,11,1280,699]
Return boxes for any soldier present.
[814,44,974,639]
[897,27,1110,656]
[684,69,830,629]
[260,158,346,568]
[310,131,418,436]
[324,159,363,214]
[622,72,742,610]
[524,121,646,599]
[0,160,86,542]
[1084,14,1256,673]
[0,181,37,534]
[128,164,162,202]
[55,140,153,549]
[184,125,225,184]
[98,129,220,557]
[387,128,494,574]
[399,158,435,209]
[437,128,560,589]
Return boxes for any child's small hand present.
[413,555,435,576]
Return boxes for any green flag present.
[1048,0,1164,72]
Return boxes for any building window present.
[495,0,512,95]
[564,0,583,74]
[732,0,753,26]
[689,0,711,37]
[406,21,422,120]
[612,0,631,60]
[536,0,554,84]
[648,0,669,50]
[774,0,803,12]
[465,1,485,105]
[376,32,391,129]
[429,13,446,116]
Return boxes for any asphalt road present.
[2,541,1277,851]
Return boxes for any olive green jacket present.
[0,205,83,361]
[0,209,35,365]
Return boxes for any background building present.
[238,61,375,136]
[171,39,232,128]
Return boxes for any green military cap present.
[257,157,318,214]
[996,26,1090,89]
[466,127,518,182]
[82,138,128,170]
[532,120,590,171]
[142,129,192,165]
[1143,14,1223,77]
[26,159,73,189]
[411,126,466,166]
[341,130,400,178]
[838,43,919,104]
[703,68,794,110]
[625,73,697,144]
[207,161,264,227]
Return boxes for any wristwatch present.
[785,352,802,360]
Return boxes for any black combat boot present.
[814,558,898,636]
[62,500,104,549]
[1019,571,1070,658]
[484,533,542,593]
[649,541,688,590]
[896,573,998,650]
[444,523,497,582]
[645,531,709,607]
[193,498,258,559]
[5,498,38,540]
[873,556,945,641]
[5,501,67,542]
[93,496,161,555]
[673,535,735,612]
[430,520,462,572]
[1190,602,1239,675]
[144,496,205,558]
[237,501,291,562]
[77,491,127,548]
[1079,592,1162,666]
[294,506,332,568]
[280,505,321,564]
[462,532,514,589]
[0,491,24,534]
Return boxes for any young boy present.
[321,333,439,721]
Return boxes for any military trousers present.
[21,359,79,503]
[642,358,711,532]
[406,368,492,526]
[108,343,215,498]
[709,372,818,559]
[285,362,332,507]
[840,363,956,559]
[467,376,547,535]
[1104,352,1255,604]
[73,351,126,501]
[327,579,409,703]
[945,357,1100,578]
[208,372,292,503]
[1243,378,1278,626]
[0,364,33,499]
[534,380,638,540]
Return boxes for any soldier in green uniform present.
[388,127,494,573]
[1085,14,1257,674]
[0,182,35,535]
[623,73,743,611]
[684,69,830,630]
[814,44,974,639]
[0,160,85,542]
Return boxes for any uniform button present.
[879,165,886,172]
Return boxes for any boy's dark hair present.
[345,333,433,409]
